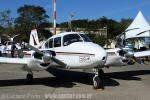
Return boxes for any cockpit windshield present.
[63,33,92,46]
[79,34,92,42]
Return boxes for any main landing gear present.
[93,68,104,89]
[26,71,33,84]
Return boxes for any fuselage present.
[24,32,107,70]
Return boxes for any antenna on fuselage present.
[68,12,74,32]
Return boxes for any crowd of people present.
[0,42,22,58]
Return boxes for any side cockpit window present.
[54,37,61,47]
[45,38,53,48]
[79,34,92,42]
[63,34,82,46]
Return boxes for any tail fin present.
[29,27,40,48]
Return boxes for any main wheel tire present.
[93,76,102,89]
[26,74,33,84]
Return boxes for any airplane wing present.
[0,57,48,71]
[0,57,28,65]
[134,50,150,58]
[0,56,68,70]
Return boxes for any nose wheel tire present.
[26,73,33,84]
[93,76,102,89]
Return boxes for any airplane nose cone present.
[93,44,107,67]
[97,49,107,66]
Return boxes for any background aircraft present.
[105,47,150,67]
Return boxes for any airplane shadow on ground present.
[0,68,150,89]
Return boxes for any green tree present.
[57,17,133,47]
[15,5,50,42]
[120,18,133,31]
[0,25,4,35]
[37,22,53,40]
[106,19,121,38]
[87,33,107,47]
[0,10,13,28]
[0,10,14,38]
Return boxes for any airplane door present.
[53,37,65,63]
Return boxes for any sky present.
[0,0,150,23]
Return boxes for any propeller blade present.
[25,43,68,68]
[136,30,150,35]
[25,43,43,55]
[125,28,140,32]
[115,28,140,47]
[115,28,140,39]
[52,57,68,68]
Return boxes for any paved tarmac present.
[0,62,150,100]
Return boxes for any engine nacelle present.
[22,50,56,71]
[21,58,46,71]
[33,50,55,63]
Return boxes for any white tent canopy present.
[125,11,150,39]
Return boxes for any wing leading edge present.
[134,50,150,58]
[0,57,28,65]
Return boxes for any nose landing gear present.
[93,68,104,89]
[26,71,33,84]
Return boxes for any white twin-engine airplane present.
[0,28,150,89]
[0,31,107,89]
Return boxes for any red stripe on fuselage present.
[56,52,95,56]
[107,52,115,55]
[25,53,31,56]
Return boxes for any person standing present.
[1,43,7,57]
[0,43,2,57]
[11,42,16,58]
[17,45,22,58]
